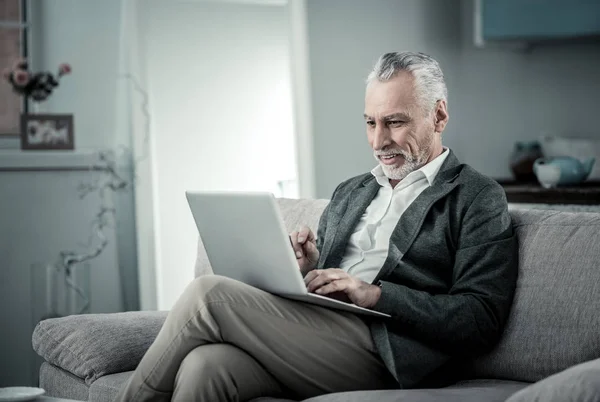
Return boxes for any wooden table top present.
[495,180,600,205]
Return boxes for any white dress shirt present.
[338,148,450,284]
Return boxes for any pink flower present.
[59,63,72,75]
[14,70,29,85]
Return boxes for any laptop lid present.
[185,191,308,296]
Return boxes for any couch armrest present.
[32,310,168,385]
[506,358,600,402]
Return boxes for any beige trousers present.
[115,275,394,402]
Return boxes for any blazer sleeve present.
[316,182,344,255]
[315,201,332,256]
[373,182,518,355]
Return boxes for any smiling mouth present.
[378,154,403,165]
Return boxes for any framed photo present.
[20,113,74,150]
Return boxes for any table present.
[496,180,600,205]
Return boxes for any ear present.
[433,100,449,133]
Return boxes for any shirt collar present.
[371,147,450,188]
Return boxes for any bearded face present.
[364,71,445,182]
[372,129,435,180]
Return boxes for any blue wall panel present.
[483,0,600,40]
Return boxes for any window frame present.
[0,0,29,137]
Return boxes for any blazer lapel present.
[372,151,462,283]
[320,177,380,268]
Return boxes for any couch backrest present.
[194,198,600,383]
[471,208,600,382]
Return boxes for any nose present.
[372,124,392,151]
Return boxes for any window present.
[0,0,28,137]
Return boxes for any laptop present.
[185,191,390,318]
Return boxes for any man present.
[116,52,518,402]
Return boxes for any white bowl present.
[0,387,45,401]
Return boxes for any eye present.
[366,120,375,128]
[387,120,404,127]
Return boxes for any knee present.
[175,345,216,385]
[186,275,238,300]
[188,275,232,293]
[173,344,236,400]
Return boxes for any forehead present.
[364,71,418,116]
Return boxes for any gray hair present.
[366,52,448,114]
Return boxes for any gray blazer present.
[315,150,518,388]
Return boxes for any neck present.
[389,179,400,189]
[426,142,444,164]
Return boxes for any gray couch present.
[32,198,600,402]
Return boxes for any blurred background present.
[0,0,599,387]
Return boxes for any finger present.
[297,226,315,244]
[314,278,352,295]
[302,240,319,261]
[306,271,344,293]
[303,268,345,287]
[303,269,320,286]
[324,268,350,278]
[307,268,350,290]
[289,232,304,259]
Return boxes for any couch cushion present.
[51,362,526,402]
[195,197,330,277]
[506,358,600,402]
[471,209,600,382]
[300,380,527,402]
[89,371,134,402]
[33,311,168,384]
[39,362,88,401]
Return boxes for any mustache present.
[374,148,415,162]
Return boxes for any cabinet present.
[481,0,600,41]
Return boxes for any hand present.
[304,268,381,309]
[289,226,319,276]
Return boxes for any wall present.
[305,0,462,198]
[29,0,140,312]
[0,153,123,386]
[31,0,122,148]
[455,0,600,179]
[140,0,296,309]
[305,0,600,198]
[0,0,141,385]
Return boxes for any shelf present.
[496,179,600,205]
[0,150,107,172]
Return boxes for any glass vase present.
[30,262,91,322]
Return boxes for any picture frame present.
[20,113,74,150]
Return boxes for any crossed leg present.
[172,344,283,401]
[115,275,394,401]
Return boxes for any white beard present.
[379,155,421,180]
[374,136,434,181]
